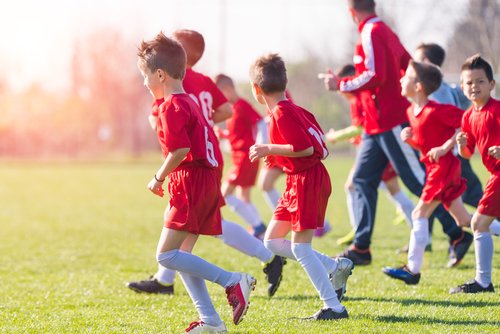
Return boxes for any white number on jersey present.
[205,126,218,167]
[308,126,329,159]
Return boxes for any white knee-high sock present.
[291,243,343,311]
[346,188,358,229]
[474,231,493,287]
[178,272,222,327]
[407,218,429,274]
[489,219,500,236]
[264,238,337,273]
[221,219,273,263]
[391,191,414,228]
[157,249,239,288]
[225,195,261,227]
[246,203,263,223]
[264,189,280,210]
[155,265,176,285]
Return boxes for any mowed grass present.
[0,155,498,333]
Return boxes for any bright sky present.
[0,0,469,92]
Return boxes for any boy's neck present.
[263,92,287,112]
[164,80,185,96]
[472,96,491,110]
[411,93,429,109]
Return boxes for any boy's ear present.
[415,81,424,93]
[489,80,496,91]
[156,69,166,82]
[252,82,262,95]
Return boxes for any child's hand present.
[325,128,337,144]
[318,69,338,91]
[148,177,164,197]
[249,144,270,162]
[488,146,500,159]
[427,146,446,163]
[456,131,467,147]
[400,127,413,142]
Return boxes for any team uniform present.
[155,94,223,235]
[461,98,500,217]
[406,101,466,209]
[226,98,262,187]
[268,100,331,231]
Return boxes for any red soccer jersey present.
[156,94,222,170]
[268,100,328,174]
[339,15,411,134]
[226,98,262,152]
[406,100,464,162]
[461,98,500,174]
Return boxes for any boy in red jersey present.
[136,32,256,332]
[450,55,500,294]
[383,60,474,285]
[249,53,353,320]
[214,74,268,238]
[130,30,285,299]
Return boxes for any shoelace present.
[185,321,203,331]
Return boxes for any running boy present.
[383,60,473,285]
[249,53,353,320]
[450,54,499,294]
[136,32,256,332]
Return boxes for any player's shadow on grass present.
[364,314,499,327]
[345,295,499,308]
[253,294,317,302]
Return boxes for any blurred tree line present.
[0,0,498,159]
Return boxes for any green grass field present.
[0,156,499,333]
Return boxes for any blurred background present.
[0,0,498,159]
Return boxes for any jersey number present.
[308,126,329,159]
[205,126,218,167]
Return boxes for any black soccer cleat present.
[303,307,349,321]
[127,276,174,294]
[447,231,473,268]
[449,279,495,294]
[337,246,371,266]
[263,256,286,297]
[382,265,421,285]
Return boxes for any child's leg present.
[471,212,495,287]
[382,177,414,228]
[345,167,358,230]
[447,197,472,227]
[407,200,440,274]
[259,167,282,210]
[223,183,262,228]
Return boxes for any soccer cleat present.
[303,307,349,321]
[449,279,495,294]
[336,229,355,246]
[252,223,267,240]
[314,220,331,238]
[329,257,354,302]
[337,246,371,265]
[262,256,286,297]
[447,231,473,268]
[225,273,256,325]
[127,276,174,294]
[382,265,420,285]
[184,320,227,333]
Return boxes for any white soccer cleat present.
[329,257,354,302]
[185,320,227,333]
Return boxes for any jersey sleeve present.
[160,103,191,152]
[461,111,476,154]
[438,105,464,129]
[206,78,228,110]
[275,113,313,152]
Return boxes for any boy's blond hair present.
[249,53,287,94]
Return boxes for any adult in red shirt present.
[322,0,469,265]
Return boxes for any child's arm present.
[148,115,158,131]
[326,125,362,144]
[400,127,419,150]
[212,102,233,124]
[488,146,500,159]
[148,148,190,197]
[456,131,473,159]
[427,129,459,163]
[248,144,313,163]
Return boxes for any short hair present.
[249,53,287,94]
[336,64,355,78]
[409,60,442,96]
[416,43,446,67]
[137,32,186,80]
[214,73,234,89]
[461,54,494,82]
[348,0,376,12]
[172,29,205,67]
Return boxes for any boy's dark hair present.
[461,54,494,82]
[249,53,287,94]
[348,0,375,12]
[336,64,355,78]
[214,73,234,89]
[172,29,205,67]
[416,43,445,67]
[409,60,442,96]
[137,32,186,80]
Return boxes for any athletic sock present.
[221,219,273,262]
[391,190,414,228]
[291,243,343,312]
[155,265,176,285]
[264,189,280,210]
[407,218,429,274]
[345,188,358,229]
[225,194,261,227]
[474,231,493,288]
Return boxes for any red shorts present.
[164,166,223,235]
[273,163,331,231]
[421,155,466,210]
[381,163,398,182]
[478,173,500,217]
[226,150,260,187]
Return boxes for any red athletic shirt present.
[406,100,464,162]
[461,98,500,174]
[339,15,411,134]
[156,94,222,170]
[268,100,328,174]
[226,98,262,152]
